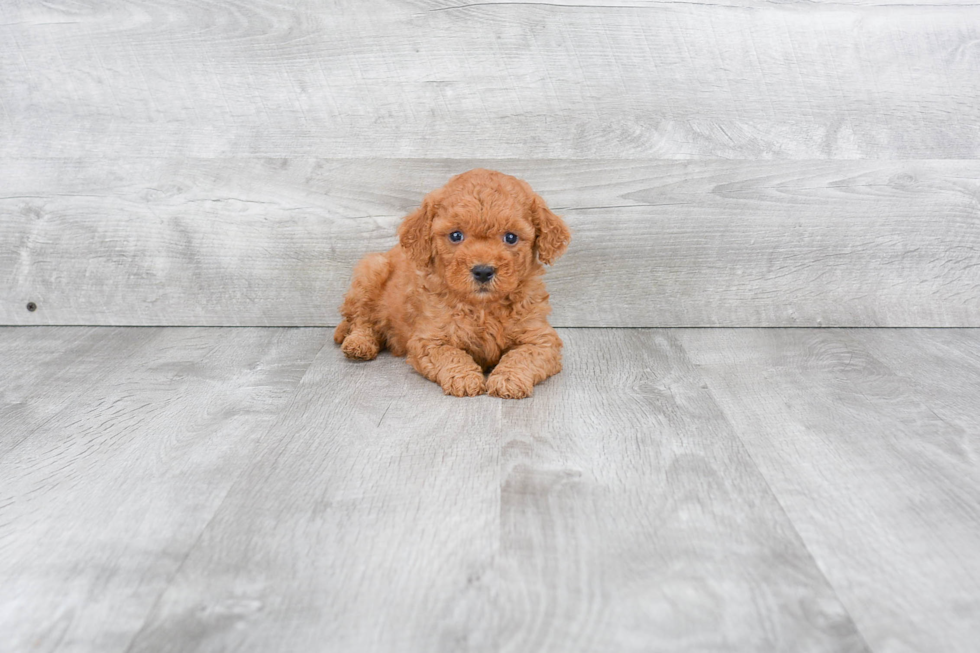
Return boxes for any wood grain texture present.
[123,340,503,653]
[2,0,979,159]
[677,328,980,653]
[0,327,321,653]
[0,327,138,457]
[108,328,867,653]
[493,329,868,652]
[3,158,979,327]
[845,329,980,439]
[5,326,980,651]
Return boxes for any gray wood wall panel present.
[3,159,979,326]
[3,1,979,326]
[3,1,979,159]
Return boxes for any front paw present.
[487,370,534,399]
[441,371,486,397]
[341,331,379,361]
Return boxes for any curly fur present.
[334,169,571,398]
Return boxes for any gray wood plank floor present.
[1,327,978,652]
[678,328,980,653]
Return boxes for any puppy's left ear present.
[528,191,570,265]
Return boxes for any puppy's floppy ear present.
[398,195,437,269]
[527,190,570,266]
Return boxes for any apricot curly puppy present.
[334,169,570,399]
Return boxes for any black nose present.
[471,265,496,283]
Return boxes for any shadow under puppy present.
[334,169,570,399]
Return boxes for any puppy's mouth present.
[472,282,499,298]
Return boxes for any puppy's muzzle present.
[471,265,496,284]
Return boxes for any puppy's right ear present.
[398,195,437,269]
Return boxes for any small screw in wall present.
[26,302,37,312]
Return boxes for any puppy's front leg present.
[487,327,563,399]
[408,340,486,397]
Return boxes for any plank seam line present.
[118,337,326,653]
[686,350,877,652]
[119,486,233,653]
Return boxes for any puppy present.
[334,169,570,398]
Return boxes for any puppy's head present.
[398,169,570,302]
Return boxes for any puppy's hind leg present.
[336,252,391,361]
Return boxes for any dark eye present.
[448,230,464,243]
[503,232,519,245]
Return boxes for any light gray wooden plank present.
[843,329,980,447]
[123,329,868,652]
[429,0,980,6]
[677,328,980,653]
[3,1,979,159]
[0,327,112,455]
[0,327,179,458]
[0,327,322,653]
[123,343,502,653]
[4,159,979,327]
[494,329,868,652]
